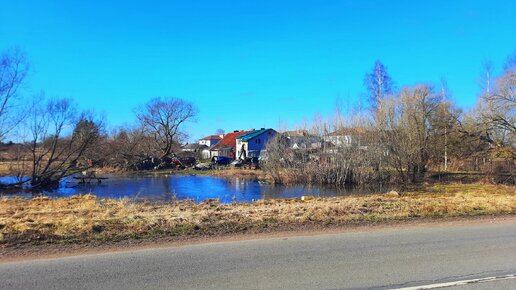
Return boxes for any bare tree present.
[0,47,29,141]
[480,53,516,140]
[377,84,441,182]
[25,96,101,188]
[503,49,516,72]
[105,126,156,169]
[459,55,515,158]
[363,60,394,112]
[137,97,197,159]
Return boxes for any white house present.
[198,135,223,147]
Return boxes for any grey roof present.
[182,144,210,150]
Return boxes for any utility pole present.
[441,78,448,172]
[444,126,448,171]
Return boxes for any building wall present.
[199,139,220,147]
[201,149,211,159]
[236,130,276,159]
[323,135,352,147]
[235,139,245,159]
[210,150,219,159]
[211,148,235,159]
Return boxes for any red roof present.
[210,130,252,151]
[201,135,223,141]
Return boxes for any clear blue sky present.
[1,0,515,141]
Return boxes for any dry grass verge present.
[0,183,514,248]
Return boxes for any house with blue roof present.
[235,128,277,160]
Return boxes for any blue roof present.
[237,129,273,142]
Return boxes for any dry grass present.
[0,183,514,247]
[0,161,25,176]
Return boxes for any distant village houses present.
[182,129,278,161]
[323,128,371,150]
[235,128,277,160]
[180,127,376,164]
[283,130,323,150]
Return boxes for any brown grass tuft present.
[1,183,514,247]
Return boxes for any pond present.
[0,174,390,203]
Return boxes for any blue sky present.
[1,0,515,140]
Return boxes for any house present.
[210,130,252,159]
[181,144,211,159]
[283,130,322,150]
[323,128,372,148]
[323,131,352,147]
[235,128,277,160]
[198,135,223,147]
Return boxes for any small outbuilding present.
[181,143,211,159]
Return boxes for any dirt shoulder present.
[1,214,514,263]
[1,183,515,261]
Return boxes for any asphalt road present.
[1,222,516,290]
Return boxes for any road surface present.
[1,221,515,289]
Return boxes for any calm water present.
[0,174,388,203]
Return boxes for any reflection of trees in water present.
[258,184,313,200]
[230,178,246,192]
[157,177,179,201]
[225,178,247,202]
[223,178,265,202]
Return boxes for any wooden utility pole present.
[444,126,448,171]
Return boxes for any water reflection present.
[0,174,389,203]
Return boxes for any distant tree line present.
[0,47,197,189]
[263,53,515,186]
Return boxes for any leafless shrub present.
[7,96,102,189]
[263,115,386,186]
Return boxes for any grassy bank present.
[1,183,515,248]
[146,168,272,182]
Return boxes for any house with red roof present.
[209,130,253,159]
